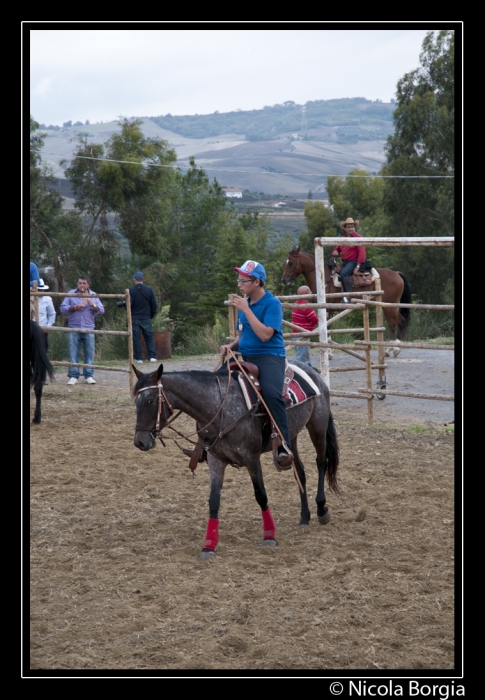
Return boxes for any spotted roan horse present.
[133,362,340,560]
[30,319,55,424]
[281,246,412,357]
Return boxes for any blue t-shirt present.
[237,290,286,357]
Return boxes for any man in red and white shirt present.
[331,217,366,303]
[292,285,318,367]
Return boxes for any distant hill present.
[37,98,394,198]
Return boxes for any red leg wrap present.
[203,518,219,550]
[261,507,276,539]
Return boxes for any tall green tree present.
[300,200,338,251]
[325,169,388,267]
[382,30,455,303]
[326,169,385,230]
[62,118,178,292]
[30,115,85,291]
[163,159,228,340]
[211,208,270,312]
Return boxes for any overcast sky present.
[29,26,434,127]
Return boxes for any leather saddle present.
[183,359,293,472]
[333,262,378,288]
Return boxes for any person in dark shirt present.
[129,271,158,363]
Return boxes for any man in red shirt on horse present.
[331,217,366,303]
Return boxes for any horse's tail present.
[398,272,412,334]
[324,410,340,496]
[30,319,54,387]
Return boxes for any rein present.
[134,368,235,453]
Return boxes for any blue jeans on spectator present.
[295,343,312,367]
[68,332,95,379]
[132,318,156,361]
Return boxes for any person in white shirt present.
[37,279,56,350]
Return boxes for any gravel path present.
[53,346,455,427]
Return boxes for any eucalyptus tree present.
[382,29,455,304]
[30,115,84,291]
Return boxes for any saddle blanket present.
[237,363,320,411]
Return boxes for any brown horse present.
[281,246,412,357]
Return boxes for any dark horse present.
[282,246,412,357]
[133,362,340,560]
[30,319,54,424]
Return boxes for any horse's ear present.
[157,364,164,379]
[133,365,144,378]
[293,245,300,253]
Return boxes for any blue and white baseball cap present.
[234,260,266,281]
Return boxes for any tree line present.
[300,30,455,307]
[30,30,454,347]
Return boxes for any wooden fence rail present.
[30,285,136,393]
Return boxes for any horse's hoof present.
[384,348,390,357]
[393,348,401,358]
[199,549,215,561]
[261,538,277,547]
[318,511,331,525]
[298,523,310,532]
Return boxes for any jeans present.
[132,318,156,361]
[242,354,291,449]
[339,260,358,280]
[295,343,312,366]
[67,332,95,379]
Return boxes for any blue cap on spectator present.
[133,271,144,280]
[234,260,266,281]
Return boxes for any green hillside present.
[146,97,395,143]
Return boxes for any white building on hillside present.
[223,188,243,199]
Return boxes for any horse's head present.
[133,363,167,451]
[281,245,302,286]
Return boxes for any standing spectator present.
[129,271,157,364]
[37,279,56,351]
[291,285,318,368]
[60,275,104,385]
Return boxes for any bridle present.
[134,370,235,451]
[289,252,334,289]
[135,380,175,440]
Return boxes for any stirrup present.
[277,450,293,469]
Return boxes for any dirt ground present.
[28,348,457,675]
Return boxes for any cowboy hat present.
[37,278,49,290]
[339,217,360,230]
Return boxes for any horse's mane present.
[288,248,316,260]
[134,369,219,395]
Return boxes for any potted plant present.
[151,304,173,359]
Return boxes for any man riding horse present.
[331,217,366,303]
